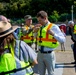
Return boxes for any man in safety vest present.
[20,15,35,47]
[68,21,76,65]
[0,21,38,75]
[33,10,66,75]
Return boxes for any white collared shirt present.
[39,22,66,51]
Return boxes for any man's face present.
[69,24,74,28]
[25,19,32,26]
[37,17,46,25]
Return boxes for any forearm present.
[31,59,38,66]
[22,28,33,35]
[54,33,66,43]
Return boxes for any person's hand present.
[35,24,42,27]
[34,24,42,28]
[33,24,42,32]
[47,29,54,36]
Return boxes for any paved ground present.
[56,35,73,51]
[55,51,76,75]
[55,35,76,75]
[33,35,76,75]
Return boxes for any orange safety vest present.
[21,25,35,43]
[37,23,59,48]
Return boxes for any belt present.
[40,50,52,53]
[39,46,53,53]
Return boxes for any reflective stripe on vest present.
[20,61,33,75]
[74,25,76,34]
[15,40,34,75]
[3,45,26,75]
[37,23,59,48]
[1,40,33,75]
[21,25,35,43]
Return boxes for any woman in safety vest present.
[0,21,38,75]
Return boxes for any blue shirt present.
[15,40,37,63]
[12,40,37,75]
[13,27,21,39]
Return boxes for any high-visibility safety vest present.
[18,28,23,39]
[0,40,33,75]
[0,53,16,75]
[74,24,76,34]
[37,23,59,48]
[15,40,34,75]
[21,25,35,43]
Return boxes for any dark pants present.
[73,42,76,62]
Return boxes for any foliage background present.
[0,0,75,24]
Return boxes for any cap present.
[24,15,32,21]
[68,21,74,26]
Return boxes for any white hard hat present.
[68,21,74,26]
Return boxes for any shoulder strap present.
[15,40,21,60]
[47,23,53,30]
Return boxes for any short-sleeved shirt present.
[15,40,37,63]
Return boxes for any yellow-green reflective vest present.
[1,41,33,75]
[20,61,33,75]
[18,28,23,39]
[74,25,76,34]
[37,23,59,48]
[15,40,34,75]
[21,25,35,43]
[0,53,16,75]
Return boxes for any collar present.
[42,21,50,28]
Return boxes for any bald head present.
[0,15,8,22]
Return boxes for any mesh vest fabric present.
[74,25,76,34]
[0,53,16,75]
[21,25,35,44]
[37,23,59,48]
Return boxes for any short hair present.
[68,21,74,26]
[24,15,32,21]
[36,10,48,18]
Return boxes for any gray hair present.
[68,21,74,26]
